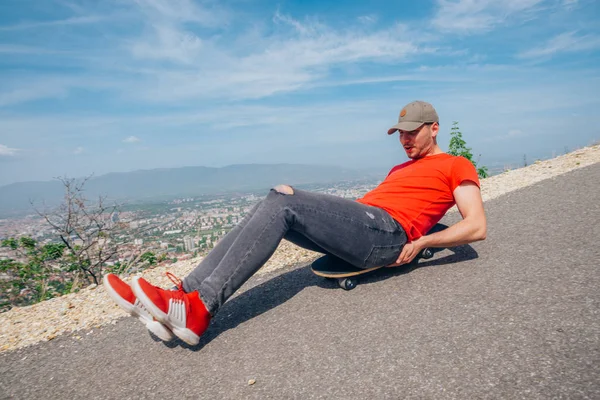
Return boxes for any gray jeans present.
[182,187,407,314]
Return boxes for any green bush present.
[0,238,78,312]
[448,121,489,179]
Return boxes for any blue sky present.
[0,0,599,185]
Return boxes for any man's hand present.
[386,181,487,268]
[386,237,426,267]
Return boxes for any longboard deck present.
[310,223,448,279]
[311,258,382,278]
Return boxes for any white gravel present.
[2,144,599,353]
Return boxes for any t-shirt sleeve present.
[450,156,480,192]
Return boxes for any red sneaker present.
[131,273,211,346]
[103,273,174,342]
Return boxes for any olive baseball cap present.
[387,100,439,135]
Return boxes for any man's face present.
[398,122,438,159]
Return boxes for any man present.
[104,100,487,346]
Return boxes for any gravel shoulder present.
[2,144,599,353]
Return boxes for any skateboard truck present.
[334,247,435,290]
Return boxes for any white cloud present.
[124,1,226,68]
[358,15,378,25]
[123,136,142,143]
[1,65,596,139]
[0,2,432,108]
[432,0,545,33]
[518,31,600,59]
[127,11,430,102]
[0,15,105,31]
[272,10,325,36]
[0,74,122,107]
[0,81,70,107]
[0,45,68,55]
[562,0,578,9]
[73,147,84,154]
[134,0,224,26]
[0,144,19,156]
[130,25,204,65]
[124,0,228,72]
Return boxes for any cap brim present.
[387,121,424,135]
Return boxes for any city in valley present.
[0,179,379,267]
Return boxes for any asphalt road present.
[1,164,599,400]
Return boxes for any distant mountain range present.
[0,164,384,217]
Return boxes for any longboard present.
[311,223,448,290]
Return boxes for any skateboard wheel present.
[338,278,357,291]
[421,248,433,259]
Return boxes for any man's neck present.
[423,145,445,157]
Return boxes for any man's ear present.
[430,122,439,139]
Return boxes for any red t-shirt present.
[356,153,480,241]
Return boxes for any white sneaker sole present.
[131,277,200,346]
[103,275,174,342]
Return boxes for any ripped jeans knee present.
[272,184,294,195]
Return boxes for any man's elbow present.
[475,221,487,241]
[467,216,487,241]
[477,227,487,241]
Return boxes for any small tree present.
[34,176,121,285]
[448,122,489,178]
[34,176,155,285]
[0,237,72,310]
[139,251,157,266]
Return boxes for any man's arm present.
[392,181,487,266]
